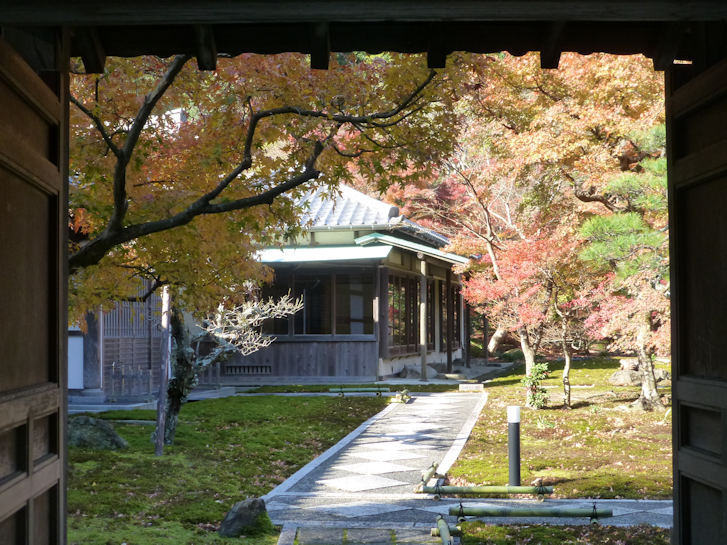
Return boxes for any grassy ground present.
[248,383,458,393]
[460,522,671,544]
[68,395,388,545]
[448,357,672,499]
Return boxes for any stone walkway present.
[264,391,673,545]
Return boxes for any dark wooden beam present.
[194,25,217,71]
[310,22,329,70]
[3,1,727,25]
[73,27,106,73]
[540,21,565,69]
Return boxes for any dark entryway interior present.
[1,4,727,543]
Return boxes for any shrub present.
[522,362,549,408]
[501,348,524,362]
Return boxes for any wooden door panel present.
[0,35,66,545]
[668,57,727,543]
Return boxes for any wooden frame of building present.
[1,3,727,543]
[205,185,468,384]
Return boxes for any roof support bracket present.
[310,22,330,70]
[540,21,565,69]
[427,23,448,69]
[194,25,217,71]
[653,23,685,71]
[74,27,106,73]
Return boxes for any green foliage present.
[580,212,665,279]
[521,362,550,408]
[68,395,387,544]
[604,158,667,214]
[628,123,666,155]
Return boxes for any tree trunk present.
[154,286,171,456]
[635,313,664,411]
[561,319,572,409]
[164,306,199,445]
[518,326,536,376]
[488,324,507,355]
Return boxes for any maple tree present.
[68,53,459,320]
[393,51,666,409]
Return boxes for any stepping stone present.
[297,528,343,545]
[319,475,408,491]
[394,529,443,544]
[334,461,417,474]
[304,501,410,518]
[346,528,396,544]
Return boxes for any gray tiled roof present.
[301,184,399,227]
[299,184,449,248]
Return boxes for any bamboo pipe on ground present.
[449,505,613,519]
[420,485,553,495]
[436,516,453,545]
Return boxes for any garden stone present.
[218,497,267,537]
[608,369,642,386]
[399,366,421,378]
[619,358,639,371]
[654,368,671,382]
[68,416,129,450]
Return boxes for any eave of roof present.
[355,232,469,265]
[260,245,392,263]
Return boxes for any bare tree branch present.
[107,54,191,233]
[70,95,122,158]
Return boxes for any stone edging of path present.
[437,392,488,476]
[263,402,400,500]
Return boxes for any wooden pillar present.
[482,314,489,366]
[446,269,453,373]
[419,259,428,381]
[464,302,471,368]
[378,266,389,360]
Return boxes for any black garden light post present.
[507,405,521,486]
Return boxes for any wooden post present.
[419,258,428,381]
[446,269,453,373]
[154,286,171,456]
[378,266,389,360]
[483,314,489,366]
[465,302,471,368]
